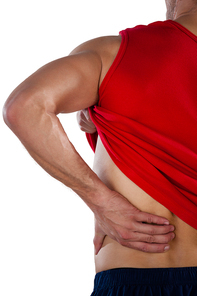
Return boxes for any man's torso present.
[92,19,197,272]
[94,136,197,272]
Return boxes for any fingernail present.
[163,221,170,225]
[164,246,170,252]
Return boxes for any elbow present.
[3,98,18,130]
[3,92,27,132]
[3,86,55,141]
[3,89,40,137]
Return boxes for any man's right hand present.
[92,190,175,255]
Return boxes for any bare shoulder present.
[70,35,122,56]
[4,35,122,118]
[70,35,122,85]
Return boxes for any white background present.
[1,1,166,295]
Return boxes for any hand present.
[76,108,97,134]
[92,190,175,255]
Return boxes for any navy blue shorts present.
[91,267,197,295]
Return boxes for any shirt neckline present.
[166,20,197,43]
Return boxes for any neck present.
[165,0,196,27]
[176,0,197,16]
[170,1,197,36]
[167,0,197,20]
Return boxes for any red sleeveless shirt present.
[87,20,197,229]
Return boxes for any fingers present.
[79,120,93,132]
[135,211,171,225]
[136,222,175,235]
[115,230,175,252]
[93,234,105,255]
[120,241,171,253]
[94,221,106,255]
[83,108,92,122]
[92,191,176,254]
[119,230,175,244]
[114,223,174,242]
[76,109,96,133]
[94,224,175,254]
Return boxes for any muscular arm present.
[3,50,104,201]
[3,37,174,253]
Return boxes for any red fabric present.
[86,20,197,229]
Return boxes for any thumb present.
[93,222,106,255]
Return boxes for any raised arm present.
[3,37,174,254]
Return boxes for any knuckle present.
[78,119,84,126]
[158,233,173,244]
[146,215,153,224]
[119,229,135,241]
[163,235,171,243]
[141,244,148,253]
[146,235,155,243]
[129,232,138,241]
[165,238,170,244]
[148,228,156,235]
[167,233,175,242]
[119,231,130,241]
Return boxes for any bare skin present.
[3,35,174,254]
[2,0,196,264]
[165,0,197,21]
[93,137,197,272]
[78,0,197,271]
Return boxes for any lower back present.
[93,137,197,273]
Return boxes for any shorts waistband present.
[94,267,197,288]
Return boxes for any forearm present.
[4,100,109,209]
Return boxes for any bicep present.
[8,50,102,114]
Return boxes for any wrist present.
[72,173,112,212]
